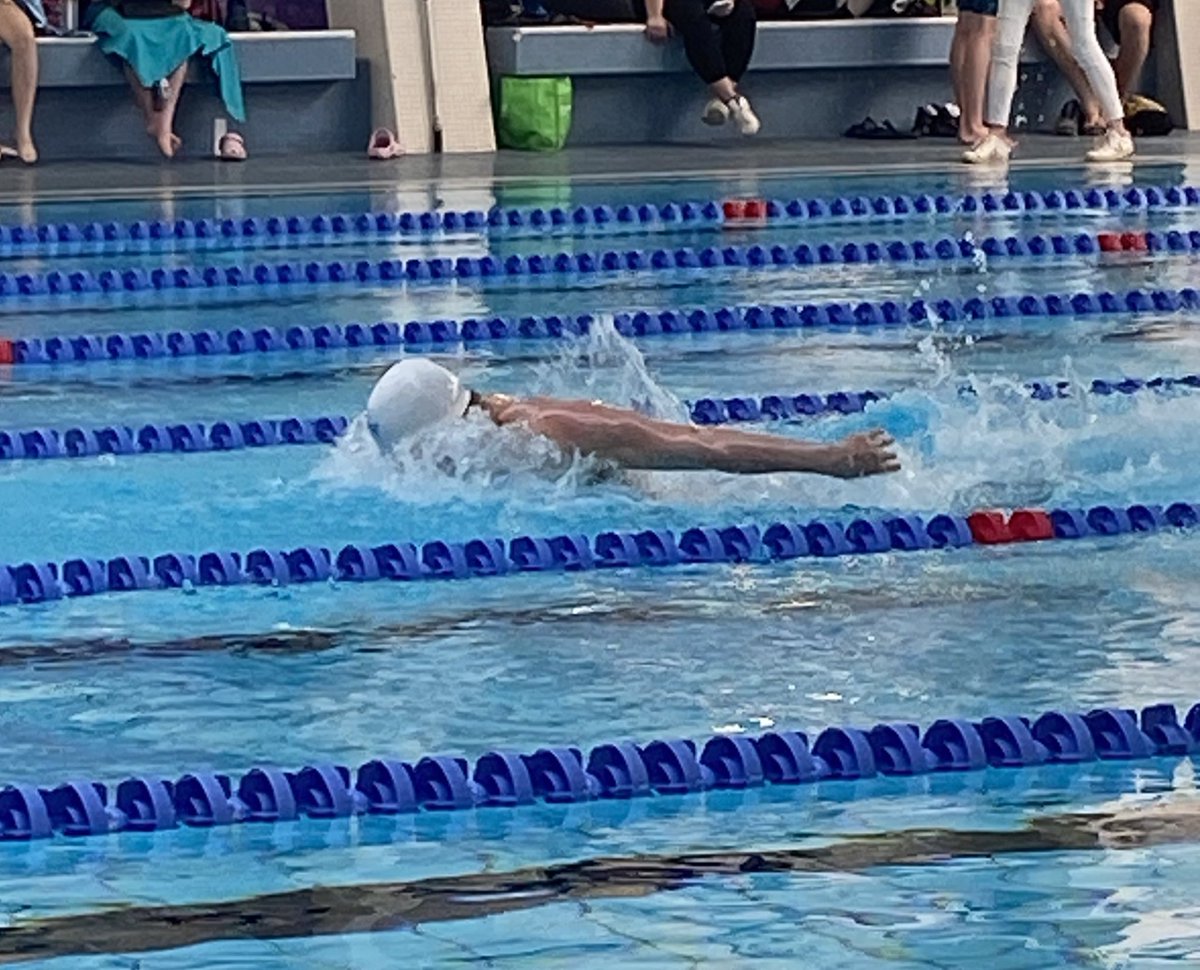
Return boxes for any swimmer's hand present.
[830,430,900,478]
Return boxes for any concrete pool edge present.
[1,134,1198,206]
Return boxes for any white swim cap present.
[366,358,470,447]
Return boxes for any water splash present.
[529,314,689,420]
[312,319,1200,531]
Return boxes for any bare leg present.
[950,21,968,131]
[1112,2,1152,96]
[707,77,737,102]
[1030,0,1103,127]
[153,62,188,158]
[951,12,997,145]
[0,0,38,163]
[124,64,159,137]
[125,62,186,158]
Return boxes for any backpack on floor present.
[496,76,573,151]
[1124,94,1174,138]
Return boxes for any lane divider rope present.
[4,372,1198,463]
[0,228,1191,304]
[2,184,1194,258]
[1,698,1196,840]
[688,372,1200,424]
[0,415,349,461]
[5,285,1198,366]
[2,501,1197,606]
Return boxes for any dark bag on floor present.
[778,0,850,19]
[482,0,521,24]
[482,0,582,24]
[115,0,185,17]
[1124,95,1174,137]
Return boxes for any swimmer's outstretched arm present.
[522,408,900,478]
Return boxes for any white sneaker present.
[1085,127,1135,162]
[727,95,760,136]
[961,132,1011,165]
[707,0,735,15]
[702,98,730,126]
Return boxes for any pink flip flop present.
[218,131,247,162]
[367,128,404,160]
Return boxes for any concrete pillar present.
[1156,0,1199,130]
[328,0,494,154]
[424,0,496,152]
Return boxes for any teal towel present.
[85,3,246,121]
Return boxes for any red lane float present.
[968,509,1054,545]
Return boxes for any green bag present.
[497,76,573,152]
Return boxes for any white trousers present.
[985,0,1123,128]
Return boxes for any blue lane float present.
[6,285,1199,366]
[0,416,349,462]
[0,227,1194,305]
[689,373,1200,425]
[1,699,1197,840]
[3,372,1198,464]
[2,500,1199,606]
[0,184,1194,259]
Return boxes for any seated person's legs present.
[1030,0,1104,130]
[951,1,998,145]
[0,0,38,163]
[659,0,760,134]
[1103,0,1155,96]
[86,0,247,160]
[715,1,756,98]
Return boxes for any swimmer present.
[366,358,900,479]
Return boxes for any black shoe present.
[1056,99,1082,136]
[930,103,961,138]
[912,103,938,136]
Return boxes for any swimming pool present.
[2,157,1200,967]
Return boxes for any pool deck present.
[4,133,1199,204]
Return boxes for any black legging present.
[541,0,756,86]
[660,0,756,85]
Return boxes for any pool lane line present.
[3,372,1197,462]
[4,802,1200,959]
[0,225,1191,306]
[4,284,1198,366]
[0,695,1194,851]
[2,501,1198,609]
[0,599,704,670]
[0,183,1193,260]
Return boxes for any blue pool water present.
[3,160,1200,966]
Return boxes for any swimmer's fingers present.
[866,445,900,475]
[867,429,895,448]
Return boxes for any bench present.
[487,18,1064,144]
[0,31,365,159]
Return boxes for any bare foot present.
[15,136,37,165]
[832,429,901,479]
[145,119,181,159]
[156,130,177,159]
